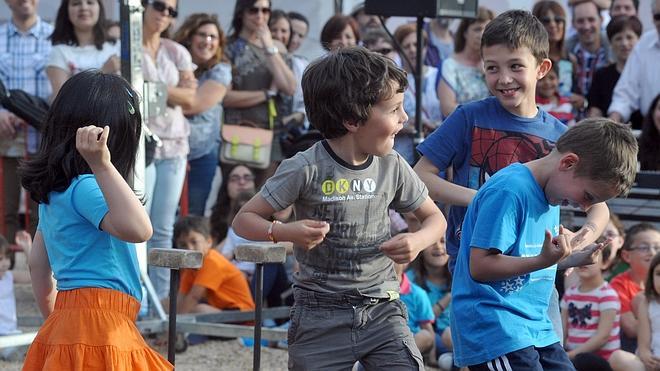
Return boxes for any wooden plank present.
[176,322,287,341]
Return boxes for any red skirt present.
[23,287,172,371]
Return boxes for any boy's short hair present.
[173,215,212,243]
[606,15,643,40]
[302,46,408,139]
[481,9,549,63]
[555,118,638,196]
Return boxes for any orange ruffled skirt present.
[23,287,172,371]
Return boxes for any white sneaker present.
[437,352,453,371]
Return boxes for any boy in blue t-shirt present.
[451,119,637,369]
[415,10,610,274]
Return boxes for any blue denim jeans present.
[187,145,218,216]
[145,156,187,299]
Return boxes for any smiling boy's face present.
[482,44,551,118]
[351,87,407,158]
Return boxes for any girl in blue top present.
[407,236,453,359]
[19,70,172,370]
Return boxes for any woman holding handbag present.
[173,14,231,216]
[223,0,297,185]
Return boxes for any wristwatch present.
[265,45,279,55]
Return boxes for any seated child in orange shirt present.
[173,216,255,314]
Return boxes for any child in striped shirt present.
[560,247,621,366]
[536,63,576,127]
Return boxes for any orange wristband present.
[267,220,282,243]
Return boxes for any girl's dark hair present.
[0,235,15,270]
[639,94,660,171]
[50,0,111,49]
[407,245,451,292]
[227,190,256,225]
[209,164,257,243]
[646,252,660,301]
[20,70,142,204]
[173,13,226,77]
[320,15,360,51]
[230,0,272,38]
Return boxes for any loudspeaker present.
[365,0,479,19]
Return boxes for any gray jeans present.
[548,287,563,345]
[288,289,424,370]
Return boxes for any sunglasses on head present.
[247,6,271,16]
[149,0,178,18]
[539,16,565,24]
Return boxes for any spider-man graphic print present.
[416,97,568,270]
[469,127,556,187]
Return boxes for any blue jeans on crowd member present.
[251,263,292,309]
[145,156,187,299]
[187,145,219,216]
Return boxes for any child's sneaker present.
[437,352,453,371]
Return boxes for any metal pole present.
[253,263,264,371]
[413,15,424,162]
[168,269,180,365]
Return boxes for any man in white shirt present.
[608,0,660,122]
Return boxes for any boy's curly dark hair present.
[302,46,407,139]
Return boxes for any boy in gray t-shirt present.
[233,47,446,370]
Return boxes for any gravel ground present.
[2,256,440,370]
[2,278,290,370]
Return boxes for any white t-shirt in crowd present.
[47,41,120,75]
[0,271,18,335]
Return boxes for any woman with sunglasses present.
[47,0,120,98]
[141,0,197,301]
[172,14,231,217]
[532,1,575,100]
[223,0,297,185]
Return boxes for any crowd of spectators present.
[0,0,659,368]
